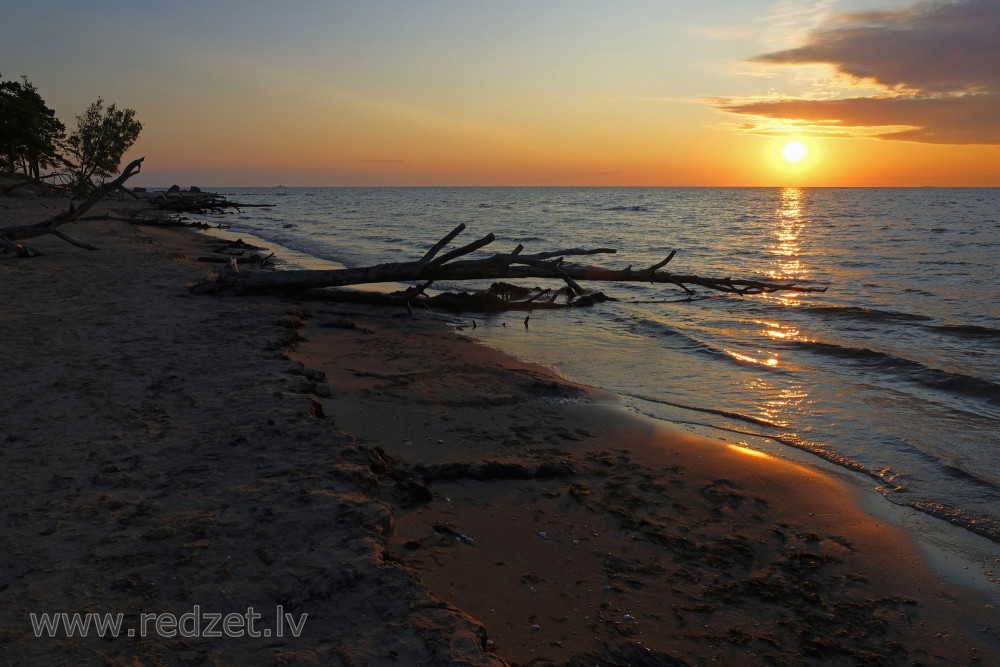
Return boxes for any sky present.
[2,0,998,187]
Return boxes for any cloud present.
[721,94,1000,144]
[755,0,1000,94]
[719,0,1000,145]
[754,0,838,51]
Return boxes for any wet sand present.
[2,189,998,665]
[292,302,1000,666]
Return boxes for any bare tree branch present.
[0,157,144,256]
[191,223,829,304]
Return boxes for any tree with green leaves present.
[0,75,66,180]
[64,98,142,195]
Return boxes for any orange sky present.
[2,1,998,187]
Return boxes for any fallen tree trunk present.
[191,223,828,303]
[0,157,145,257]
[147,191,275,214]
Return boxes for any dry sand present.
[1,189,998,666]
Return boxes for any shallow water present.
[199,186,1000,541]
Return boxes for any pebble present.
[537,531,549,539]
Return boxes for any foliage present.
[0,76,142,195]
[0,75,66,179]
[64,98,142,194]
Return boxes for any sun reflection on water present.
[755,319,801,341]
[738,377,812,430]
[725,349,779,367]
[738,190,816,436]
[769,187,806,281]
[715,187,821,458]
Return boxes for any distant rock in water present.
[189,185,202,193]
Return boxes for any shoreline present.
[289,297,999,664]
[1,193,998,664]
[198,214,1000,597]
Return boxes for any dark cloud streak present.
[721,0,1000,145]
[754,0,1000,94]
[722,94,1000,144]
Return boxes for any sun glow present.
[782,141,807,164]
[727,444,770,459]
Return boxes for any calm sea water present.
[201,187,999,543]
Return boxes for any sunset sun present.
[782,141,807,164]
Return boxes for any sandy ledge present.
[1,192,998,666]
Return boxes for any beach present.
[1,191,998,665]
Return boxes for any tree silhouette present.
[0,75,65,180]
[64,98,142,194]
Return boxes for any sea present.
[190,186,999,553]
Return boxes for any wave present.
[630,319,735,363]
[924,322,1000,341]
[791,304,1000,343]
[787,340,1000,408]
[939,462,998,489]
[603,205,649,212]
[796,304,932,324]
[619,391,787,429]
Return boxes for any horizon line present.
[135,183,997,190]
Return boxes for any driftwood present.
[147,191,274,215]
[299,282,617,312]
[191,223,828,307]
[0,157,145,257]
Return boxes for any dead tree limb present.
[0,157,145,257]
[191,223,829,303]
[147,192,275,215]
